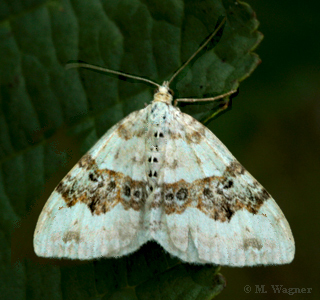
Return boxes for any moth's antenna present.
[167,16,227,86]
[66,62,161,88]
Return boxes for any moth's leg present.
[202,101,230,124]
[174,89,237,106]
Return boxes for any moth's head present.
[153,81,174,105]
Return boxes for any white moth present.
[34,19,295,266]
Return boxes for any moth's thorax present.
[152,83,173,105]
[145,101,175,191]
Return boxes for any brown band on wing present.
[117,111,147,140]
[55,154,269,222]
[55,154,148,215]
[153,160,270,223]
[165,114,204,145]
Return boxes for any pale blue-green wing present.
[152,106,295,266]
[34,108,152,259]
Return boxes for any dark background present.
[2,0,319,299]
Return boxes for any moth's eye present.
[168,89,174,96]
[154,88,159,94]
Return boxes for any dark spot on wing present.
[107,181,116,191]
[224,180,234,189]
[78,154,95,170]
[203,188,214,199]
[186,131,202,144]
[62,231,80,243]
[165,193,174,201]
[222,203,234,219]
[226,161,245,176]
[243,238,263,251]
[176,188,188,201]
[89,173,98,182]
[134,190,141,198]
[124,185,131,197]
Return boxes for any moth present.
[34,18,295,266]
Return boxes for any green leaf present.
[2,0,262,299]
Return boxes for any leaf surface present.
[1,0,262,298]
